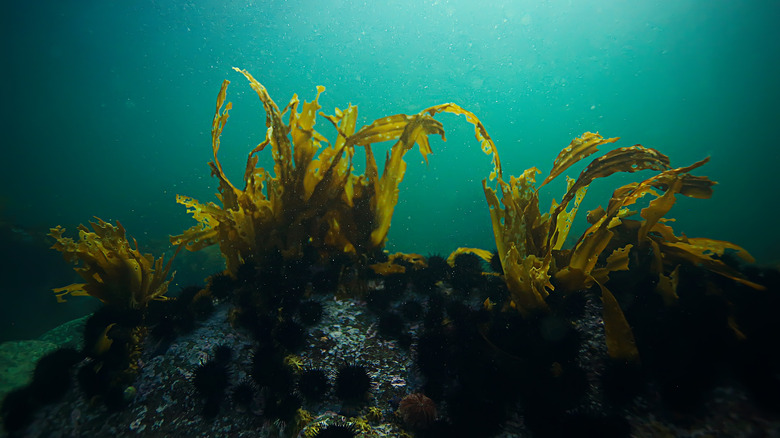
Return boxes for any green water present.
[2,0,778,340]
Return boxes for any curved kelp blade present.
[597,279,640,362]
[422,103,502,181]
[540,132,620,188]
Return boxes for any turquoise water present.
[2,0,778,340]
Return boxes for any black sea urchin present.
[334,363,372,403]
[297,368,330,401]
[213,344,234,365]
[310,421,359,438]
[193,359,230,398]
[208,272,236,300]
[231,379,256,408]
[29,347,83,404]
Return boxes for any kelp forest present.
[6,68,777,438]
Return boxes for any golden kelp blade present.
[655,256,680,306]
[482,167,557,315]
[599,157,708,222]
[561,243,639,362]
[596,280,640,362]
[591,244,633,285]
[170,195,222,249]
[633,157,712,241]
[550,176,588,251]
[369,261,406,275]
[504,248,552,312]
[210,79,242,209]
[549,145,672,238]
[490,169,542,254]
[648,221,763,290]
[555,223,616,292]
[348,114,437,153]
[421,103,503,180]
[52,283,89,303]
[540,132,620,188]
[369,252,427,275]
[391,252,427,267]
[561,157,713,286]
[446,247,494,265]
[680,237,755,263]
[657,240,764,290]
[366,112,447,248]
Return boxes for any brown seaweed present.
[171,69,450,274]
[171,69,512,276]
[539,131,620,188]
[478,129,760,361]
[49,218,179,310]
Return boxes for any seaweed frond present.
[478,130,761,362]
[480,133,631,314]
[49,218,180,310]
[446,247,494,266]
[171,68,456,275]
[369,252,427,275]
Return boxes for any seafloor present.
[1,269,779,438]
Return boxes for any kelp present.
[479,129,762,361]
[172,68,503,276]
[369,252,427,275]
[560,156,760,291]
[647,221,763,290]
[597,278,640,362]
[49,218,179,310]
[165,69,761,363]
[551,148,679,292]
[482,168,553,311]
[482,133,652,315]
[446,247,494,266]
[172,69,440,274]
[539,132,620,187]
[547,145,672,252]
[473,128,642,361]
